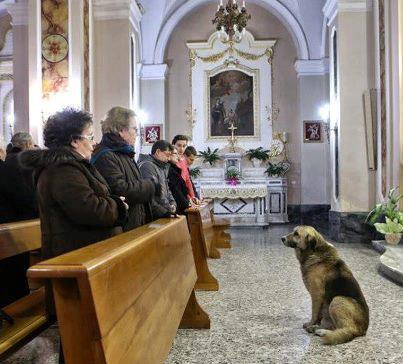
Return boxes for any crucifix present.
[228,121,237,152]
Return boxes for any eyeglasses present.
[74,134,94,142]
[128,126,139,133]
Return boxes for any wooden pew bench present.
[0,219,49,360]
[28,216,210,364]
[186,204,221,291]
[208,204,232,249]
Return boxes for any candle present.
[242,0,245,7]
[220,0,223,5]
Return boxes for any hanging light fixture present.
[212,0,251,43]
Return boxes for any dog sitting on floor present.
[282,226,369,345]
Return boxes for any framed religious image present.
[303,121,323,143]
[206,66,259,140]
[143,124,163,145]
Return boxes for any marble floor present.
[3,225,403,364]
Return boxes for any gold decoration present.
[189,46,273,65]
[234,47,273,63]
[189,49,196,68]
[197,49,228,63]
[266,104,279,126]
[0,74,13,81]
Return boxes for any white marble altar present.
[201,183,268,226]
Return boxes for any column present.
[92,0,142,139]
[7,0,30,136]
[139,63,168,153]
[324,0,375,242]
[295,59,331,223]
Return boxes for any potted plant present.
[366,187,403,225]
[366,187,403,245]
[198,147,220,167]
[225,168,241,186]
[264,162,289,177]
[374,217,403,245]
[245,147,269,167]
[189,167,201,179]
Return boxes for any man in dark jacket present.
[91,106,157,231]
[0,132,38,222]
[0,133,37,307]
[138,140,177,218]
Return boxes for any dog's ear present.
[306,233,317,251]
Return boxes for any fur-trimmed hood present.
[19,147,88,185]
[19,147,85,170]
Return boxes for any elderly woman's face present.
[119,116,138,146]
[71,125,94,160]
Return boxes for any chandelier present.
[212,0,251,43]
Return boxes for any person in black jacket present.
[91,106,157,231]
[0,133,37,308]
[1,132,38,222]
[168,149,191,215]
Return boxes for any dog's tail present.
[321,328,359,345]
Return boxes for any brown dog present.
[282,226,369,345]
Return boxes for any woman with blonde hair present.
[91,106,159,230]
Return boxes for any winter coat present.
[0,147,38,223]
[19,147,127,260]
[91,133,155,231]
[138,154,176,218]
[168,163,190,215]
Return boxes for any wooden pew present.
[0,219,49,360]
[208,206,232,249]
[28,216,210,364]
[186,204,220,291]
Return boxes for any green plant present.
[366,187,403,226]
[225,168,241,180]
[189,167,201,178]
[245,147,269,161]
[265,162,288,177]
[374,217,403,235]
[198,147,220,166]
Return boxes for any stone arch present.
[154,0,309,63]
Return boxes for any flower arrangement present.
[225,168,241,186]
[199,147,220,166]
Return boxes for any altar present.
[201,183,268,226]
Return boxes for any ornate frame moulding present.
[205,63,260,141]
[187,31,276,149]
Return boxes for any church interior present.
[0,0,402,363]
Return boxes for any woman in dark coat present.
[91,106,157,231]
[168,149,191,215]
[20,108,128,260]
[20,108,128,364]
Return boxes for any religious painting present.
[303,121,323,143]
[143,124,163,145]
[207,69,257,139]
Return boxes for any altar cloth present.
[201,184,267,199]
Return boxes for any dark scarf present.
[91,133,135,165]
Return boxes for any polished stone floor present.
[4,225,403,364]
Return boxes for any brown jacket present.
[20,147,127,260]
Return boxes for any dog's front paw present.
[314,328,331,337]
[303,322,320,333]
